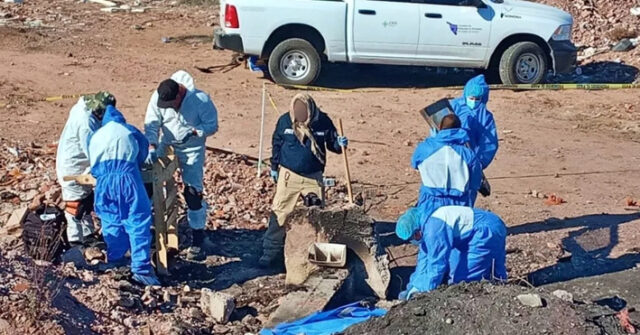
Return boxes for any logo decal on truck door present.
[446,22,482,35]
[446,22,458,35]
[382,21,398,28]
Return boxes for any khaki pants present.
[272,167,324,226]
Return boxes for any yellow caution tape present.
[266,92,281,115]
[273,82,640,92]
[42,94,84,102]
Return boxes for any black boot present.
[187,229,206,261]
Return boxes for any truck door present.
[416,0,494,66]
[351,0,421,64]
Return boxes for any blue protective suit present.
[89,106,154,276]
[403,206,507,299]
[405,128,482,239]
[450,75,498,170]
[145,71,218,230]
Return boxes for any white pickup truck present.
[214,0,577,86]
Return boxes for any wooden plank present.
[165,188,177,210]
[63,174,96,186]
[152,178,169,276]
[166,207,179,250]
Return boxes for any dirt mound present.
[346,282,629,335]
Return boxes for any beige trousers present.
[272,167,324,226]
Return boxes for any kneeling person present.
[397,206,507,300]
[89,105,160,286]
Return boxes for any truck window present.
[365,0,421,3]
[419,0,477,6]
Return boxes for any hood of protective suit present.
[413,128,470,168]
[171,70,196,91]
[396,207,421,241]
[102,105,127,125]
[434,128,470,145]
[463,75,490,105]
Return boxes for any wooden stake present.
[338,119,353,204]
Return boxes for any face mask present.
[466,97,478,109]
[410,239,421,246]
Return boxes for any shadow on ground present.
[256,61,639,89]
[164,228,283,291]
[510,212,640,286]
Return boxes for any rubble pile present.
[538,0,639,48]
[204,152,275,231]
[0,139,61,230]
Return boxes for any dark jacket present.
[271,111,342,177]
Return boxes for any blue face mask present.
[466,97,478,109]
[410,239,421,246]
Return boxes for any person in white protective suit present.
[56,92,116,246]
[144,71,218,259]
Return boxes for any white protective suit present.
[55,97,98,242]
[144,71,218,230]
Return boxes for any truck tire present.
[498,41,547,85]
[268,38,321,86]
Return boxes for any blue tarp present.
[260,301,387,335]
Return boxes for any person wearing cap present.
[89,105,160,286]
[56,92,115,247]
[259,93,348,268]
[144,70,218,259]
[396,206,507,300]
[405,113,483,242]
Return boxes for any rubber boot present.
[187,229,206,261]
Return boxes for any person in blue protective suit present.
[403,114,483,238]
[89,105,160,286]
[144,70,218,260]
[450,74,498,170]
[397,206,507,300]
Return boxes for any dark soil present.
[346,282,630,335]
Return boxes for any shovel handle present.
[338,119,353,204]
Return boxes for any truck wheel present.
[498,42,547,85]
[268,38,321,86]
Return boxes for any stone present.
[552,289,574,303]
[413,307,426,316]
[119,295,136,308]
[266,271,348,328]
[200,288,235,324]
[612,39,634,52]
[212,325,229,334]
[0,318,11,334]
[3,207,27,234]
[517,293,544,308]
[631,7,640,16]
[445,318,454,324]
[283,207,390,299]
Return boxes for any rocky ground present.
[0,0,640,334]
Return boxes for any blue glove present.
[270,170,278,182]
[398,287,418,301]
[337,136,348,147]
[145,148,158,165]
